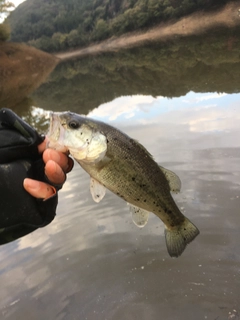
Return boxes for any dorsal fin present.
[159,166,181,193]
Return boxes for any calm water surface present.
[1,35,240,320]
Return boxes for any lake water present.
[1,29,240,320]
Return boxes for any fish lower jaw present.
[46,138,69,153]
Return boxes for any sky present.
[11,0,25,6]
[0,0,26,22]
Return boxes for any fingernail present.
[24,178,40,191]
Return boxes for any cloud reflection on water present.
[88,91,240,134]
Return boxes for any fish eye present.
[68,120,80,129]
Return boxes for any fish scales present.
[79,122,185,227]
[47,111,199,257]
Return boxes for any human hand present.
[23,139,73,199]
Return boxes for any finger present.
[45,160,66,185]
[38,139,47,154]
[23,178,56,200]
[43,149,69,172]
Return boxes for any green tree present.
[163,6,175,18]
[0,22,10,41]
[83,15,94,32]
[51,32,68,51]
[67,29,80,47]
[133,8,149,28]
[0,1,13,41]
[92,19,109,41]
[0,0,14,13]
[29,35,55,51]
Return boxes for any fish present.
[47,111,199,257]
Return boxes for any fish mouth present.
[46,112,69,153]
[49,112,62,131]
[48,112,60,139]
[48,112,56,134]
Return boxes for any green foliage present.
[92,19,109,41]
[0,0,14,13]
[29,35,55,52]
[67,29,80,47]
[6,0,232,52]
[163,5,175,18]
[0,23,10,41]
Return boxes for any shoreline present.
[55,1,240,61]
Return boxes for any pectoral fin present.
[159,166,181,193]
[129,204,149,228]
[90,178,106,203]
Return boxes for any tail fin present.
[164,218,199,258]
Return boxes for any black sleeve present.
[0,108,59,245]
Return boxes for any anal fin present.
[128,204,150,228]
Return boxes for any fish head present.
[47,111,107,162]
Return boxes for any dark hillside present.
[7,0,231,52]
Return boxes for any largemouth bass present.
[47,111,199,257]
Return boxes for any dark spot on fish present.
[165,209,172,215]
[183,237,186,241]
[81,132,83,135]
[113,138,118,141]
[107,139,109,143]
[132,177,135,181]
[144,199,147,202]
[137,198,140,201]
[97,195,99,198]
